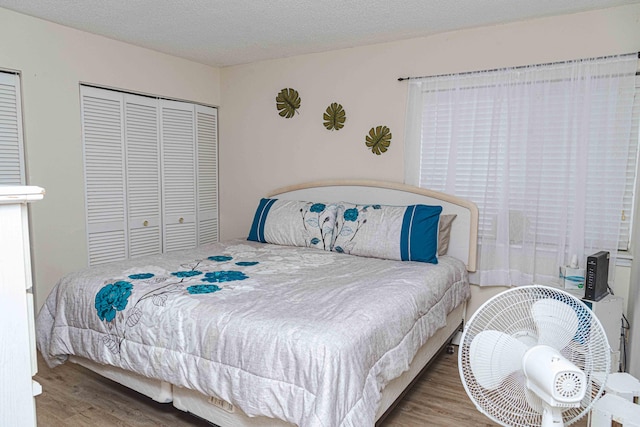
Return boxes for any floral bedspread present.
[36,239,469,427]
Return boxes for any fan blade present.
[531,298,579,350]
[469,330,529,390]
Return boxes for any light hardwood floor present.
[34,349,588,426]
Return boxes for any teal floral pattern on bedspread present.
[95,281,133,322]
[95,255,256,355]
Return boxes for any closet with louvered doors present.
[81,86,218,266]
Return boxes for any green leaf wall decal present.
[276,88,301,118]
[365,125,392,155]
[323,103,346,130]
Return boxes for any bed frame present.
[69,180,478,426]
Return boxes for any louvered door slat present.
[160,100,197,252]
[165,223,197,252]
[88,231,127,265]
[125,94,162,258]
[81,87,127,265]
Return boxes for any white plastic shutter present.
[160,99,197,252]
[196,105,218,245]
[0,72,25,185]
[81,86,128,265]
[124,94,162,258]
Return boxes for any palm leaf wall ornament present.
[276,88,301,118]
[365,125,392,155]
[323,102,346,130]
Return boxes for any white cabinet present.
[81,86,218,265]
[0,185,45,427]
[582,294,625,373]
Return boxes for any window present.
[405,54,639,287]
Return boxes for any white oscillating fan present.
[459,285,611,427]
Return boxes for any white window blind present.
[405,54,639,287]
[0,71,25,185]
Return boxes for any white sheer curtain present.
[405,54,638,287]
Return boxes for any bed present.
[36,180,478,427]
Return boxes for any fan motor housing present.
[523,345,586,407]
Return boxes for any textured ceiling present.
[1,0,638,67]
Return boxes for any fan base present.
[541,405,564,427]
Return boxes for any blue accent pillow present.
[332,203,442,263]
[248,198,337,250]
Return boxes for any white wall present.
[0,8,221,309]
[219,4,640,370]
[219,4,640,239]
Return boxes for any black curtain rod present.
[398,52,640,82]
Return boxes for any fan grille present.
[459,286,610,427]
[555,371,583,400]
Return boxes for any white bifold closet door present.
[0,71,26,185]
[82,87,128,265]
[195,104,218,246]
[159,100,219,251]
[160,100,197,252]
[81,86,218,266]
[126,94,162,258]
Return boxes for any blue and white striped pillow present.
[248,198,336,250]
[332,202,442,263]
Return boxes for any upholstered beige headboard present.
[268,180,478,272]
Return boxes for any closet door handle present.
[143,220,149,227]
[179,217,184,224]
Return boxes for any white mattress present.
[37,239,469,427]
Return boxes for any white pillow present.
[331,202,442,263]
[248,198,337,250]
